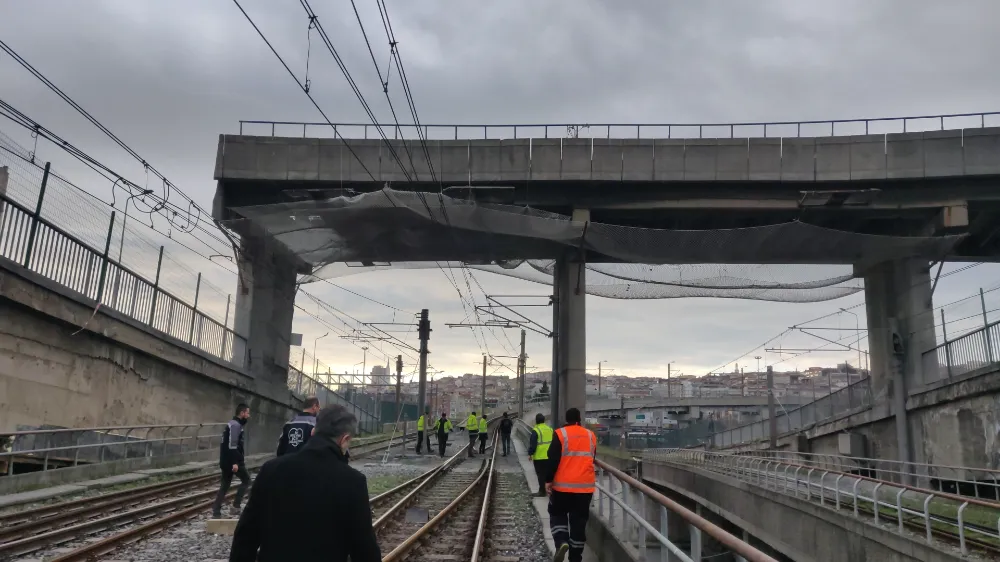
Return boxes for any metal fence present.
[0,184,246,367]
[704,377,873,448]
[286,366,380,435]
[239,110,1000,141]
[644,449,1000,556]
[0,423,226,475]
[923,320,1000,385]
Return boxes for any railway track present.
[375,428,505,562]
[0,430,417,561]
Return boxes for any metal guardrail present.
[0,191,247,367]
[711,450,1000,500]
[644,449,1000,556]
[239,110,1000,140]
[0,423,226,476]
[286,367,380,435]
[705,377,873,449]
[513,420,775,561]
[923,320,1000,385]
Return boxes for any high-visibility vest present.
[551,424,596,494]
[478,418,487,432]
[532,423,553,461]
[417,415,426,431]
[434,418,452,432]
[466,414,479,433]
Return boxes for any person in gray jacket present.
[212,404,251,518]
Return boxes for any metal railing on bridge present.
[693,377,873,449]
[922,319,1000,385]
[0,189,247,368]
[0,423,226,476]
[644,449,1000,556]
[238,110,1000,141]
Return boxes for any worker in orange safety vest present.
[544,407,596,562]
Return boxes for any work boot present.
[553,543,569,562]
[211,510,223,519]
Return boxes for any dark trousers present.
[212,465,250,516]
[437,433,448,457]
[500,432,512,455]
[478,432,487,453]
[548,490,592,562]
[416,431,426,454]
[532,459,547,494]
[468,432,478,456]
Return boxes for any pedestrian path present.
[512,432,598,562]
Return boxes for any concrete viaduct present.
[213,121,1000,474]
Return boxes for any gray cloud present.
[2,0,998,379]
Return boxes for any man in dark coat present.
[212,403,251,518]
[276,397,320,456]
[229,405,381,562]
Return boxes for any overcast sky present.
[3,0,999,382]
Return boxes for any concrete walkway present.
[512,432,598,562]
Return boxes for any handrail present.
[238,110,1000,139]
[0,423,225,438]
[651,449,1000,511]
[597,459,779,562]
[0,423,226,476]
[646,449,1000,555]
[0,190,246,367]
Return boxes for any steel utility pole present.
[767,366,777,449]
[481,354,488,414]
[417,309,430,423]
[741,368,745,397]
[395,355,403,420]
[519,329,527,418]
[618,396,626,454]
[667,362,672,398]
[755,355,762,396]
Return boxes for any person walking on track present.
[465,411,478,457]
[416,408,431,455]
[499,412,514,456]
[526,413,552,496]
[478,413,489,454]
[230,405,380,562]
[276,397,319,456]
[433,412,452,457]
[212,404,251,518]
[545,407,597,562]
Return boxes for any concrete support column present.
[552,209,589,427]
[235,236,299,385]
[860,258,935,471]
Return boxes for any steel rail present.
[468,429,500,562]
[382,430,498,562]
[0,433,415,559]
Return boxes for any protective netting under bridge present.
[226,188,965,302]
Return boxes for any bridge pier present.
[859,258,936,469]
[552,210,589,427]
[235,235,300,385]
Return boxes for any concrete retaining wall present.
[643,460,964,562]
[0,257,296,457]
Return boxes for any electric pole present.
[519,329,526,418]
[741,367,745,397]
[417,309,430,423]
[767,366,777,449]
[667,362,671,398]
[619,396,626,454]
[481,354,488,414]
[395,355,403,420]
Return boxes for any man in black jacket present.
[212,403,251,518]
[499,412,514,456]
[276,397,320,456]
[229,405,381,562]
